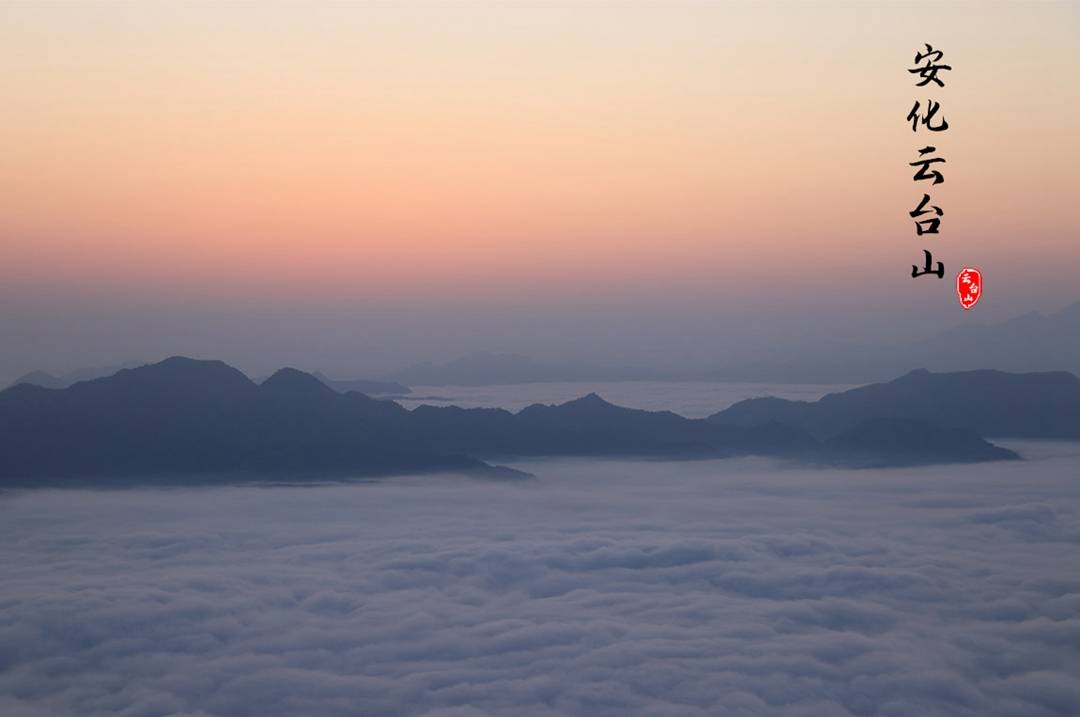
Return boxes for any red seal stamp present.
[956,267,982,310]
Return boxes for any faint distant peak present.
[7,360,147,390]
[10,370,66,390]
[1057,300,1080,319]
[311,371,412,396]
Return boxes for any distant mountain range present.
[12,364,411,397]
[6,357,1075,487]
[376,301,1080,387]
[9,362,146,390]
[385,351,662,385]
[310,372,410,396]
[11,301,1080,392]
[707,301,1080,384]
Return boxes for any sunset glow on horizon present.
[2,1,1078,377]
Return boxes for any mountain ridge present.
[709,368,1080,439]
[0,357,1045,486]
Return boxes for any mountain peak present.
[895,368,932,381]
[114,357,254,390]
[260,368,335,395]
[561,393,615,410]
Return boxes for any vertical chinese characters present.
[908,44,951,280]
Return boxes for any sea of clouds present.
[1,442,1079,716]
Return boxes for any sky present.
[2,1,1078,381]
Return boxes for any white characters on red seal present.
[956,267,982,310]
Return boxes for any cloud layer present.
[2,442,1079,716]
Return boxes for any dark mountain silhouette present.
[0,358,498,486]
[311,371,411,396]
[823,418,1019,467]
[387,351,661,385]
[0,358,1025,487]
[709,368,1080,440]
[410,393,1010,465]
[408,393,815,458]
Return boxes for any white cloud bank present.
[1,442,1079,716]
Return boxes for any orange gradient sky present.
[1,1,1078,377]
